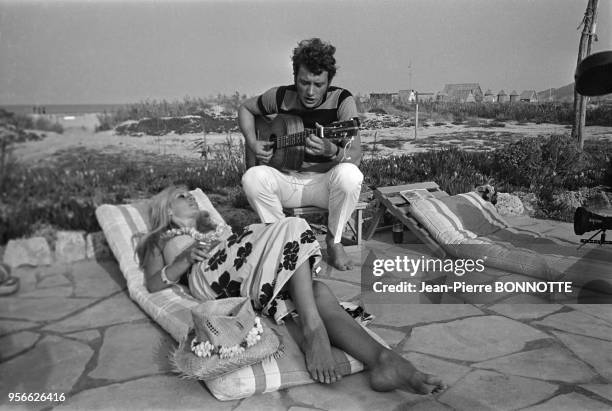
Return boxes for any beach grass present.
[95,95,245,132]
[363,101,612,127]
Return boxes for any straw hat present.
[171,297,283,380]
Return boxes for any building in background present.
[509,90,519,103]
[369,92,399,106]
[437,83,483,103]
[497,89,509,103]
[483,89,496,103]
[519,90,539,103]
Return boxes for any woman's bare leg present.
[287,261,445,393]
[287,262,340,384]
[311,280,447,394]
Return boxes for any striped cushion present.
[95,188,374,400]
[408,191,612,290]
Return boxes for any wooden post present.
[572,0,599,150]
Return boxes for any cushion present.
[408,191,612,292]
[95,188,380,400]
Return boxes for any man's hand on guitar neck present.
[305,134,339,159]
[251,141,274,164]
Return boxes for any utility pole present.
[572,0,599,150]
[408,60,413,90]
[414,97,419,140]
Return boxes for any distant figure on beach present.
[238,38,363,271]
[136,184,446,393]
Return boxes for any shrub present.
[93,95,246,131]
[397,101,583,124]
[368,107,387,114]
[493,137,542,187]
[0,112,47,193]
[538,134,584,190]
[6,110,64,134]
[95,112,115,132]
[0,145,247,244]
[361,147,493,194]
[113,112,238,136]
[536,189,584,222]
[587,103,612,126]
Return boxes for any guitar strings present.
[269,134,356,188]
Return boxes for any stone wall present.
[2,231,113,268]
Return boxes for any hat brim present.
[171,326,283,381]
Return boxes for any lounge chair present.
[367,182,612,299]
[95,188,385,400]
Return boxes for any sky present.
[0,0,611,105]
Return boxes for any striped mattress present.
[95,188,378,400]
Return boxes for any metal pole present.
[414,103,419,140]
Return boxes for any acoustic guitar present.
[245,114,360,170]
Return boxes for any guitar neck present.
[266,116,359,149]
[275,129,315,149]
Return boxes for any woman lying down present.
[136,185,447,394]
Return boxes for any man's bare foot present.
[301,323,341,384]
[369,349,447,394]
[325,234,354,271]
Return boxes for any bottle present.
[393,220,404,243]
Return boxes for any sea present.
[0,104,126,116]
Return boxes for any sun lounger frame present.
[365,182,448,258]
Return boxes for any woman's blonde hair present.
[134,185,214,267]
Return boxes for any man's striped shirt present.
[256,85,358,163]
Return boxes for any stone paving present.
[1,224,612,410]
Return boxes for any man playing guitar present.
[239,38,363,271]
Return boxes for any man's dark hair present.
[292,38,337,82]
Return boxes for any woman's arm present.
[143,242,193,293]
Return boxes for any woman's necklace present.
[162,223,230,247]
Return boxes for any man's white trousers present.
[242,163,363,243]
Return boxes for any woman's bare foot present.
[326,234,353,271]
[301,323,341,384]
[369,349,447,394]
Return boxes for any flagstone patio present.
[1,220,611,410]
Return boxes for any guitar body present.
[246,114,305,170]
[244,114,360,171]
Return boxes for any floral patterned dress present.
[183,217,321,324]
